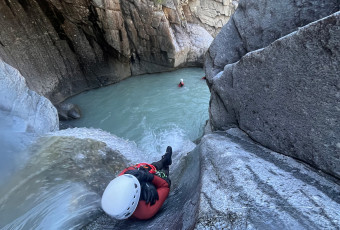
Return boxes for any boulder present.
[56,102,82,120]
[0,59,58,134]
[205,0,340,80]
[196,129,340,229]
[208,12,340,177]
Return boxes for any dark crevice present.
[88,4,128,62]
[17,0,31,11]
[118,29,123,41]
[0,40,4,47]
[4,0,16,16]
[232,17,248,58]
[36,0,75,52]
[82,30,95,49]
[213,90,239,129]
[119,0,140,73]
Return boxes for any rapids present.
[64,68,210,158]
[0,67,210,229]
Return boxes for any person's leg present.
[151,146,172,177]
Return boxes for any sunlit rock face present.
[0,0,235,103]
[207,12,340,177]
[204,0,340,178]
[205,0,339,79]
[188,0,239,37]
[196,129,340,229]
[0,60,58,134]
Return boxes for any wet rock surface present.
[56,102,82,120]
[0,135,129,229]
[84,144,201,230]
[196,128,340,229]
[0,60,58,134]
[208,12,340,177]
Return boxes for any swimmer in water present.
[178,79,184,87]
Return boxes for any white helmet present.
[101,174,141,219]
[180,79,184,82]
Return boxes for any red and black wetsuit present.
[119,166,170,220]
[178,82,184,87]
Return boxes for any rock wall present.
[0,59,58,134]
[205,0,339,79]
[0,0,235,104]
[188,0,239,37]
[206,11,340,177]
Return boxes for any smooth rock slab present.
[209,12,340,177]
[196,129,340,230]
[0,135,129,229]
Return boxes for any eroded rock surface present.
[205,0,340,79]
[0,59,58,134]
[188,0,239,37]
[0,0,232,103]
[196,129,340,229]
[208,12,340,177]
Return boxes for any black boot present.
[162,146,172,166]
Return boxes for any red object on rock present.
[119,166,170,220]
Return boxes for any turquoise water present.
[64,68,210,156]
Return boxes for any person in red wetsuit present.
[101,146,172,220]
[178,79,184,87]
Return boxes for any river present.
[0,67,210,229]
[64,67,210,158]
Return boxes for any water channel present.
[0,67,210,229]
[64,67,210,158]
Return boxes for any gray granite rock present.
[208,12,340,177]
[0,59,58,134]
[196,128,340,230]
[205,0,340,80]
[56,102,82,120]
[0,0,131,104]
[0,0,223,103]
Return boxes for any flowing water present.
[0,68,210,229]
[64,67,210,158]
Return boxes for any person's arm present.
[132,175,170,220]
